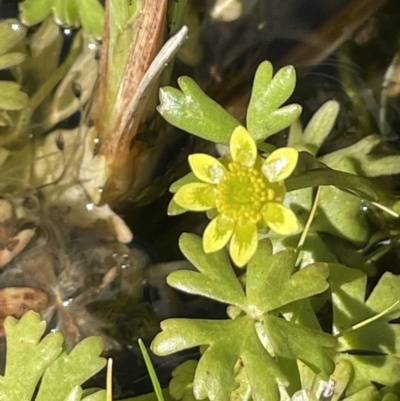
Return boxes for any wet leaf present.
[19,0,104,38]
[153,235,336,400]
[329,264,400,394]
[158,77,241,144]
[247,61,302,141]
[169,360,198,401]
[0,53,25,69]
[0,311,106,401]
[0,81,28,111]
[36,337,106,401]
[0,20,27,56]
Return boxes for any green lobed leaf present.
[0,19,27,56]
[169,360,198,401]
[63,386,83,401]
[0,81,28,111]
[330,264,400,394]
[168,233,246,307]
[158,77,241,144]
[0,52,25,69]
[245,240,329,315]
[152,316,287,401]
[19,0,104,38]
[153,236,337,400]
[0,311,64,401]
[82,390,107,401]
[0,311,107,401]
[265,315,337,392]
[36,337,106,401]
[302,100,339,150]
[247,61,302,141]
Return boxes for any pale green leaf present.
[19,0,104,38]
[0,52,25,69]
[330,265,400,393]
[0,110,12,126]
[169,360,198,401]
[254,104,302,141]
[168,233,246,307]
[302,100,340,151]
[36,337,106,401]
[63,386,83,401]
[154,236,336,400]
[152,316,286,401]
[82,390,107,401]
[158,77,241,144]
[0,19,27,56]
[265,315,337,387]
[0,312,64,401]
[245,240,329,315]
[0,81,28,110]
[247,62,302,141]
[0,311,106,401]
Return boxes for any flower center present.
[216,162,274,223]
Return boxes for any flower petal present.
[189,154,226,184]
[230,126,257,167]
[262,147,298,182]
[174,183,216,211]
[230,221,258,267]
[263,202,298,234]
[203,213,235,253]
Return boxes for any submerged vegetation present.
[1,0,400,401]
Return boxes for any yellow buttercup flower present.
[173,126,298,267]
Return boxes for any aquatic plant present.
[2,1,400,401]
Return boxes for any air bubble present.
[88,42,97,51]
[63,298,73,307]
[11,22,21,31]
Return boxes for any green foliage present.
[152,234,336,401]
[158,76,241,143]
[158,61,302,145]
[138,339,165,401]
[0,19,28,126]
[169,360,197,401]
[286,100,400,244]
[330,264,400,394]
[19,0,104,38]
[0,311,106,401]
[247,61,302,141]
